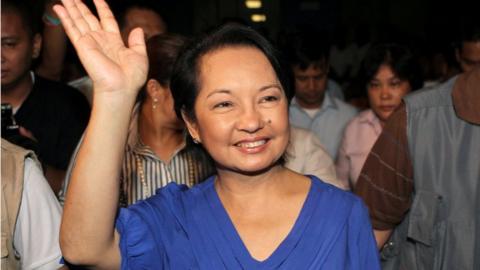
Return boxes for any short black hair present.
[112,0,167,31]
[171,23,292,122]
[360,43,424,91]
[282,31,330,71]
[1,0,41,38]
[458,19,480,45]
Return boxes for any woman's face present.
[368,64,411,123]
[185,46,290,174]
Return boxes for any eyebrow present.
[206,84,282,98]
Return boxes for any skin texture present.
[185,46,290,174]
[292,64,328,109]
[1,11,41,94]
[367,64,411,125]
[456,41,480,72]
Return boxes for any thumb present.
[128,27,147,56]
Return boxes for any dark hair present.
[283,31,330,71]
[171,23,292,122]
[136,34,187,103]
[457,19,480,50]
[113,0,167,31]
[360,43,424,91]
[1,0,41,38]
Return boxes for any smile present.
[235,139,267,148]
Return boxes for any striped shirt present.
[120,140,214,205]
[59,104,215,206]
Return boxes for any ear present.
[32,33,42,59]
[455,47,461,64]
[181,109,200,142]
[146,79,162,99]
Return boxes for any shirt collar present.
[358,109,380,124]
[452,67,480,124]
[291,92,338,112]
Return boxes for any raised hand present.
[53,0,148,96]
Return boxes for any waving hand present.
[54,0,148,96]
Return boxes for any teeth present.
[237,140,266,148]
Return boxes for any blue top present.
[115,175,380,269]
[289,94,357,160]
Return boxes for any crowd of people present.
[1,0,479,269]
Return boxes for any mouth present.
[378,105,396,111]
[235,139,268,148]
[234,138,270,154]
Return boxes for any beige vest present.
[1,139,37,270]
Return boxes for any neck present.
[1,73,33,108]
[215,165,288,204]
[138,103,184,162]
[296,95,324,110]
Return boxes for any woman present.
[336,43,423,189]
[121,34,214,204]
[58,34,214,206]
[55,0,379,269]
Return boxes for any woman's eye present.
[213,101,232,109]
[260,95,279,103]
[368,82,380,89]
[390,81,401,87]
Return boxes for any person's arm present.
[304,132,345,190]
[354,104,414,248]
[36,0,67,81]
[53,0,148,267]
[335,130,351,190]
[374,229,393,249]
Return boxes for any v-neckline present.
[205,176,318,269]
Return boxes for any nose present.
[306,78,315,90]
[380,86,391,100]
[236,105,265,133]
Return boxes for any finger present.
[128,28,147,56]
[53,4,82,42]
[74,0,101,31]
[61,0,91,35]
[93,0,120,33]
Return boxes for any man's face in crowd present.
[456,41,480,72]
[1,9,41,91]
[292,63,328,109]
[120,7,167,43]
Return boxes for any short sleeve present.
[14,158,63,270]
[347,199,381,270]
[116,207,165,270]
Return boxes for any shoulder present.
[34,75,90,107]
[310,175,364,210]
[344,109,375,132]
[404,76,456,111]
[330,96,358,116]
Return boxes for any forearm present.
[60,92,136,265]
[374,229,393,249]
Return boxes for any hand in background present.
[53,0,148,97]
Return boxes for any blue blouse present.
[115,175,380,269]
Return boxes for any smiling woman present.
[55,0,380,269]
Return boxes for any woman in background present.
[59,34,214,206]
[336,43,423,189]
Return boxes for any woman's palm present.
[54,0,148,96]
